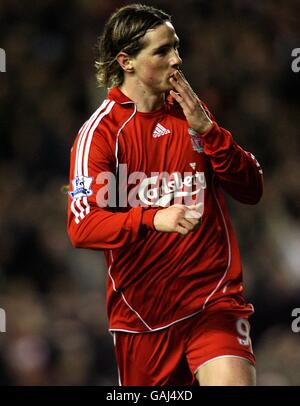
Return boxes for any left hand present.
[169,70,213,134]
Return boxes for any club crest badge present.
[188,128,203,154]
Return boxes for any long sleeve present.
[67,126,158,250]
[199,121,263,205]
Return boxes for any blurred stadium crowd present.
[0,0,300,385]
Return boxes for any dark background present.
[0,0,300,385]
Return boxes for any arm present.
[67,127,159,250]
[199,122,263,204]
[169,70,263,204]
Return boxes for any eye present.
[155,42,180,57]
[157,47,179,57]
[157,48,168,56]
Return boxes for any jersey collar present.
[107,87,135,104]
[107,87,177,107]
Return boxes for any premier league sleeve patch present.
[69,175,93,199]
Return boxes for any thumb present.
[184,203,203,219]
[185,202,203,211]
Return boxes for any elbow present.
[253,179,264,204]
[68,233,80,249]
[255,190,263,204]
[244,183,264,205]
[67,225,84,249]
[243,174,264,205]
[69,236,81,249]
[247,194,262,205]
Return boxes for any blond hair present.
[95,4,170,88]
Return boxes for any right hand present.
[153,204,202,236]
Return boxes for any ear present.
[116,52,134,73]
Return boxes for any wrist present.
[141,208,161,230]
[196,119,213,135]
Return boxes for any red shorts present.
[113,298,255,386]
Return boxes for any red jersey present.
[67,87,263,332]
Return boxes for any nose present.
[170,49,182,68]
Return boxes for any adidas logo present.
[153,123,171,138]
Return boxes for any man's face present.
[131,22,182,94]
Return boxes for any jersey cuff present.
[141,208,161,230]
[198,121,215,137]
[199,122,232,154]
[198,121,217,139]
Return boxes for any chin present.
[153,85,170,96]
[162,82,173,92]
[152,80,172,94]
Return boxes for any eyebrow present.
[152,37,180,53]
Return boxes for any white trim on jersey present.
[108,249,153,331]
[109,309,204,334]
[71,100,115,223]
[75,198,86,219]
[81,101,115,177]
[82,100,115,177]
[71,100,110,223]
[202,174,232,309]
[115,104,137,174]
[120,291,153,331]
[75,100,110,178]
[108,250,117,291]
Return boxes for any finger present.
[185,203,203,219]
[175,70,191,89]
[174,72,202,114]
[183,217,200,228]
[192,220,202,232]
[169,90,192,113]
[169,89,184,105]
[174,71,198,99]
[178,218,197,231]
[184,210,202,232]
[186,203,203,210]
[169,76,184,94]
[172,71,205,118]
[170,76,195,102]
[174,69,187,83]
[172,204,186,209]
[175,224,189,236]
[169,90,196,117]
[184,210,201,220]
[169,79,198,112]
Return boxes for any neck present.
[120,79,165,113]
